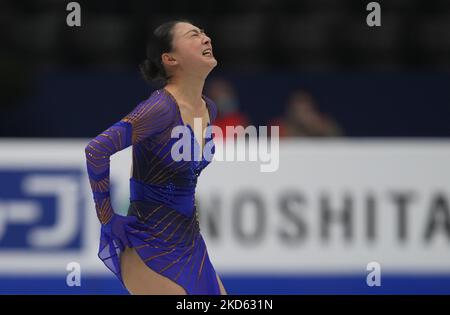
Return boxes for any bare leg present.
[216,273,228,295]
[120,246,187,295]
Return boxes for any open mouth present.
[202,48,213,57]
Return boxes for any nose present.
[202,33,212,46]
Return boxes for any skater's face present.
[162,22,217,77]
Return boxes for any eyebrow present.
[183,28,205,36]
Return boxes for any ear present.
[162,53,178,66]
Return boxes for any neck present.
[164,73,206,109]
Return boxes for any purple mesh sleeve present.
[84,92,173,225]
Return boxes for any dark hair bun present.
[140,58,164,84]
[140,19,192,86]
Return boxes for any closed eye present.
[186,28,206,37]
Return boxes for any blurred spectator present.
[270,89,344,137]
[206,78,250,138]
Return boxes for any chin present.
[210,56,218,67]
[193,58,217,77]
[202,59,218,73]
[209,59,218,68]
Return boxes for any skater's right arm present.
[84,93,175,225]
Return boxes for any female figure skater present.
[84,20,227,295]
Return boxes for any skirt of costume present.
[98,178,221,295]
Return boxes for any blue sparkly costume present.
[84,88,221,294]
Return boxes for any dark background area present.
[0,0,449,138]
